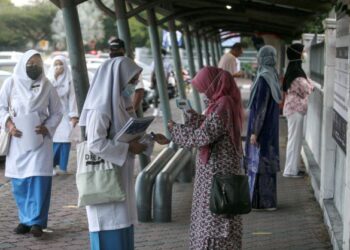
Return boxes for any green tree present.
[0,3,57,50]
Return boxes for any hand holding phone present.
[176,98,192,111]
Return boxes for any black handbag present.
[209,173,252,215]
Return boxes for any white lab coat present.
[85,108,137,232]
[0,77,63,178]
[52,80,78,143]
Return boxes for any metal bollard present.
[153,148,192,222]
[135,147,176,222]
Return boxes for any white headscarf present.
[47,55,71,98]
[12,49,51,113]
[79,57,142,133]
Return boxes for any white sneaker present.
[52,169,57,176]
[153,109,159,116]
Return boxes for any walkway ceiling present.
[51,0,333,39]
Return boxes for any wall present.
[304,87,324,165]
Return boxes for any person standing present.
[48,55,78,175]
[79,56,168,250]
[168,67,244,249]
[109,38,145,112]
[245,45,281,211]
[282,43,314,178]
[218,43,244,78]
[0,50,62,237]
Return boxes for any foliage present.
[0,2,56,50]
[51,1,150,51]
[303,13,329,34]
[51,1,105,50]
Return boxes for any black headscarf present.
[282,43,307,92]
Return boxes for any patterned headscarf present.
[191,67,243,163]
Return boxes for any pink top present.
[283,77,314,117]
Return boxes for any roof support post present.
[214,37,220,65]
[184,25,202,113]
[216,36,222,62]
[59,0,89,138]
[203,36,210,66]
[168,19,186,100]
[114,0,150,169]
[114,0,133,58]
[209,38,217,66]
[146,8,172,137]
[194,31,204,70]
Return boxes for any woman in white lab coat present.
[79,56,147,250]
[48,55,78,174]
[0,50,62,237]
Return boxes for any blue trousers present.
[53,142,71,171]
[90,226,134,250]
[11,176,52,228]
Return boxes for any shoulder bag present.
[76,140,125,207]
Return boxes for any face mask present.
[26,65,43,80]
[302,52,308,62]
[122,84,136,97]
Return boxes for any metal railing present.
[310,41,325,85]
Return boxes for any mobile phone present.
[176,98,191,111]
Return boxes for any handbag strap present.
[210,135,246,176]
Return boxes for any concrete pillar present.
[114,0,133,58]
[183,26,202,113]
[216,36,222,63]
[168,20,186,100]
[146,8,172,137]
[209,39,217,66]
[203,37,210,66]
[60,0,89,138]
[319,19,337,204]
[302,33,315,76]
[194,32,204,70]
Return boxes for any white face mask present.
[122,84,136,97]
[302,52,308,62]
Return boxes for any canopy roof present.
[51,0,333,39]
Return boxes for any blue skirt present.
[53,143,71,171]
[11,176,52,228]
[89,226,134,250]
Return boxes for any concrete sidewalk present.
[0,81,332,249]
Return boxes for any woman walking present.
[245,45,281,211]
[0,50,62,237]
[48,55,78,175]
[168,67,243,250]
[283,43,314,178]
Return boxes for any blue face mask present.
[122,84,136,97]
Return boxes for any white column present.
[344,1,350,248]
[302,33,315,76]
[319,19,337,204]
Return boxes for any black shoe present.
[14,223,31,234]
[30,225,43,237]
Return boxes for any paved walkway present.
[0,79,332,250]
